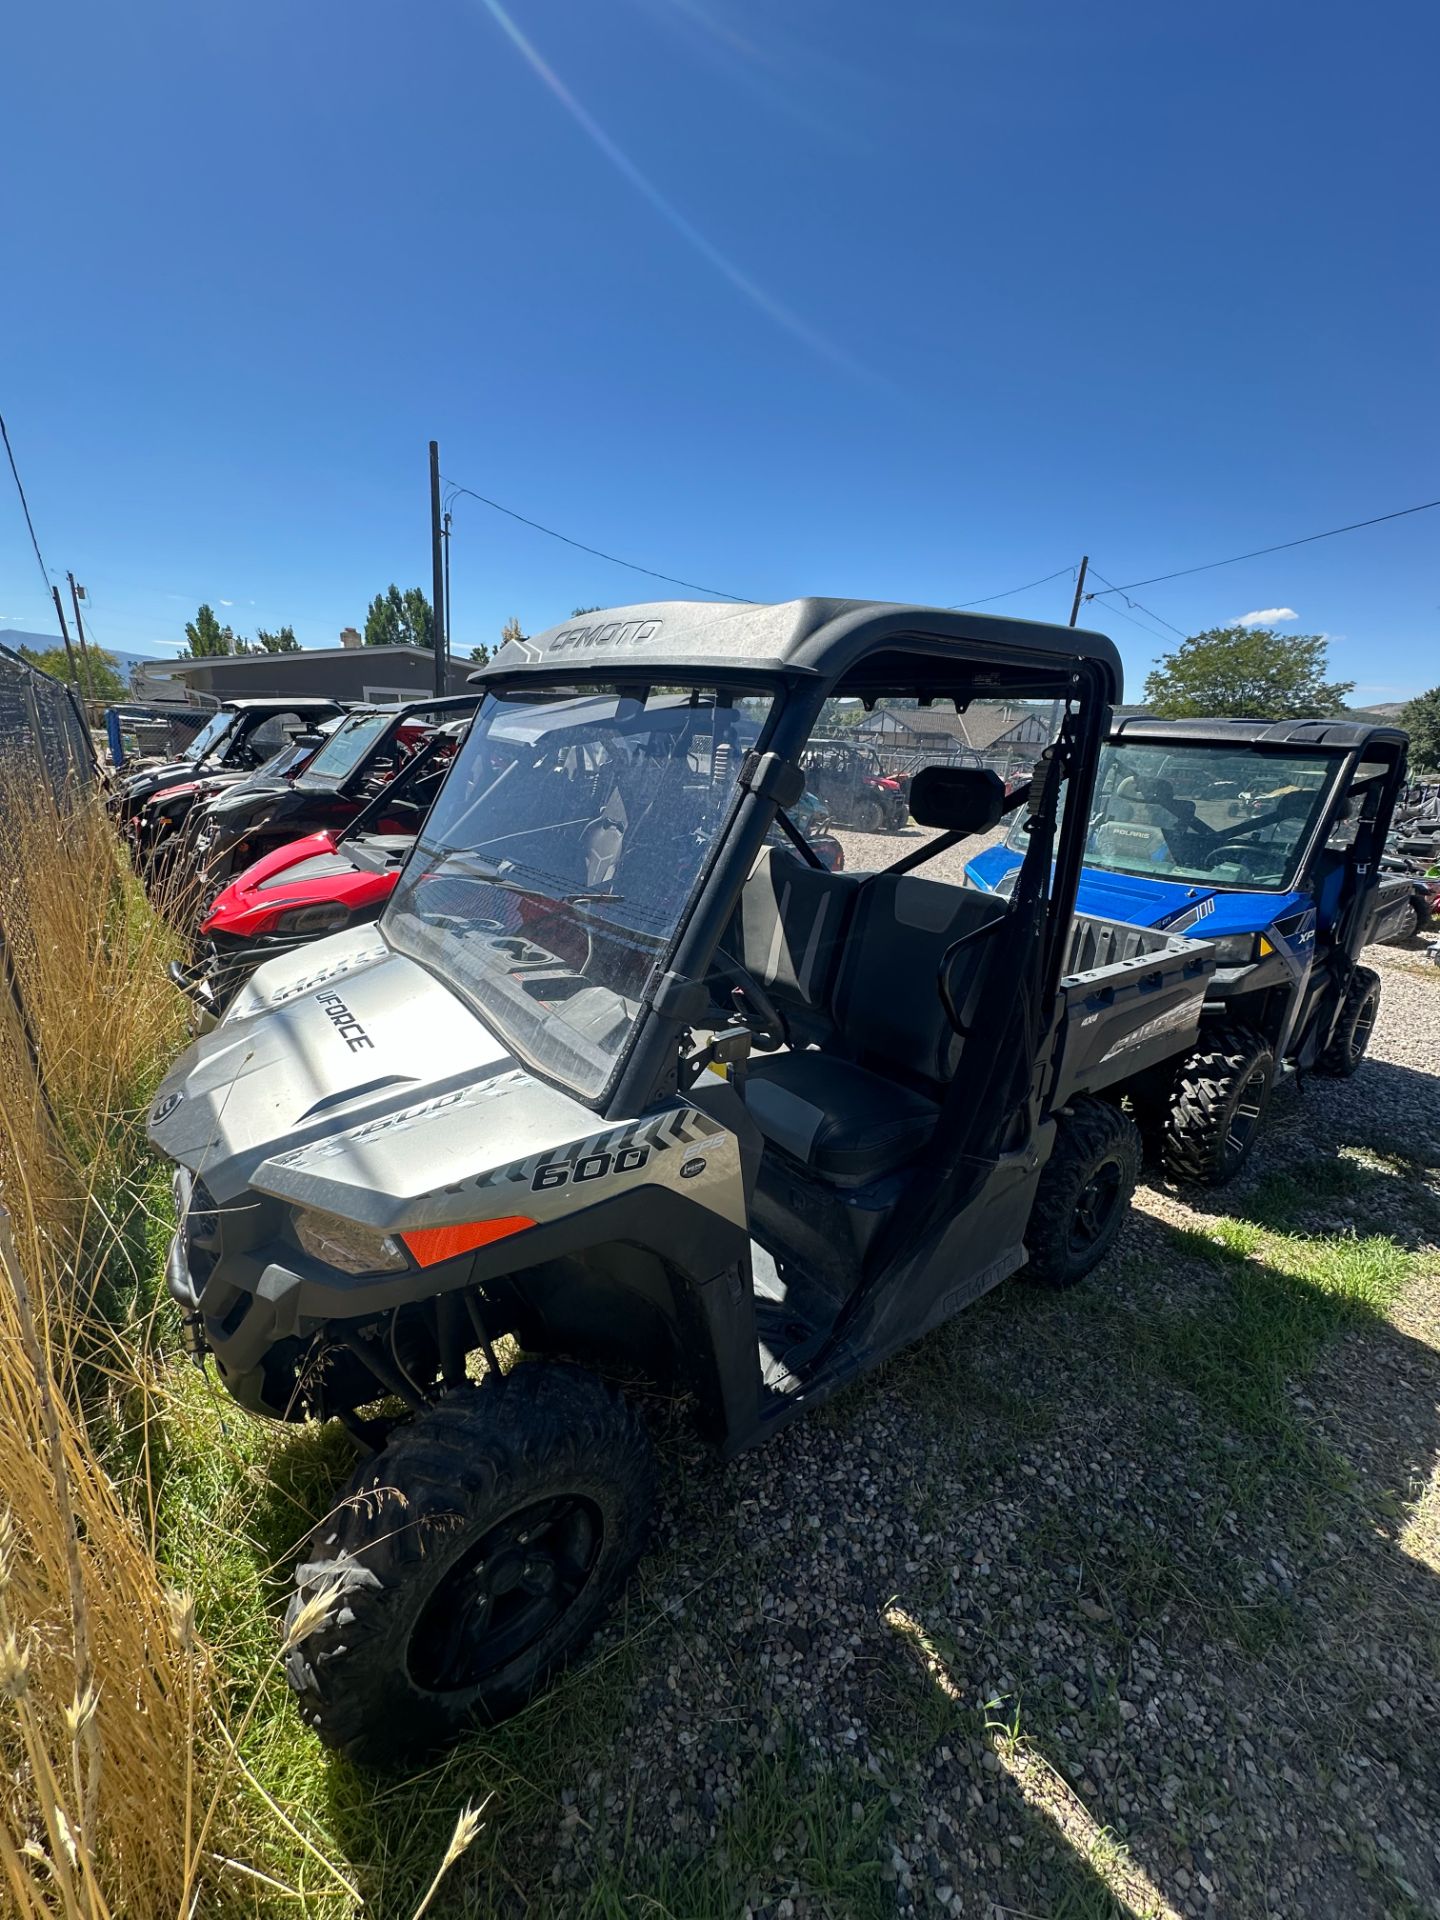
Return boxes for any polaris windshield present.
[1008,742,1339,891]
[181,711,236,761]
[301,710,396,786]
[385,685,769,1099]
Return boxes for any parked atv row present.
[967,715,1410,1182]
[114,697,346,871]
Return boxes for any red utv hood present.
[202,831,404,938]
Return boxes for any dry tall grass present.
[0,768,482,1918]
[0,768,216,1915]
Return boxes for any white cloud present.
[1235,607,1297,626]
[219,599,234,607]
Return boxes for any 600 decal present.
[531,1145,650,1192]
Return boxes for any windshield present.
[181,711,235,761]
[386,684,769,1099]
[1008,741,1341,891]
[301,710,395,787]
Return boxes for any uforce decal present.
[314,988,374,1053]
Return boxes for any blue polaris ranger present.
[967,717,1412,1184]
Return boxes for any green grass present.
[572,1738,895,1920]
[1135,1215,1414,1460]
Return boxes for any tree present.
[1143,627,1353,720]
[468,644,492,666]
[401,587,434,652]
[254,625,301,653]
[18,643,127,702]
[364,585,434,650]
[183,603,239,657]
[570,606,600,618]
[1399,684,1440,772]
[500,617,526,648]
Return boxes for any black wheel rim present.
[408,1495,604,1694]
[1223,1064,1269,1169]
[1068,1159,1123,1257]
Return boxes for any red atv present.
[169,719,469,1021]
[799,739,908,833]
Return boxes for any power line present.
[1,412,54,600]
[950,565,1076,610]
[1085,496,1440,597]
[442,479,755,602]
[1083,565,1187,639]
[1091,595,1177,646]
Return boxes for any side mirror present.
[292,731,327,749]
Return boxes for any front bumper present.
[166,1166,316,1419]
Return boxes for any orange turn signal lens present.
[399,1215,537,1268]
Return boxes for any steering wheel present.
[706,949,787,1049]
[1204,843,1265,871]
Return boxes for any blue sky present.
[2,0,1436,702]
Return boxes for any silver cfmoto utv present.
[148,598,1217,1764]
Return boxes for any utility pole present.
[49,585,80,686]
[67,573,95,705]
[1045,556,1091,744]
[429,440,446,697]
[442,508,453,669]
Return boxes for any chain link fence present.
[0,641,95,797]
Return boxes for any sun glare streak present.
[472,0,874,381]
[883,1605,1183,1920]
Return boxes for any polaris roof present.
[471,598,1123,702]
[1111,715,1409,752]
[219,696,346,714]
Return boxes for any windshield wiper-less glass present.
[427,850,624,906]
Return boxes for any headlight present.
[274,903,351,936]
[1209,933,1260,965]
[293,1208,408,1274]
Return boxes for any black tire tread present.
[1163,1025,1274,1186]
[1317,965,1381,1077]
[284,1361,655,1765]
[1024,1096,1140,1289]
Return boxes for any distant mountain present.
[1,629,181,681]
[1346,700,1409,721]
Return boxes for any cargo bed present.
[1050,912,1216,1105]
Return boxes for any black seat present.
[730,846,859,1044]
[736,767,1011,1188]
[742,873,1007,1184]
[745,1052,938,1183]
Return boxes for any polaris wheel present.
[284,1363,655,1766]
[1023,1097,1140,1289]
[1389,901,1420,944]
[1318,965,1381,1078]
[849,794,885,833]
[1163,1026,1274,1186]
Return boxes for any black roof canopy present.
[1111,715,1408,754]
[470,598,1124,704]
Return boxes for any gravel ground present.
[432,934,1440,1920]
